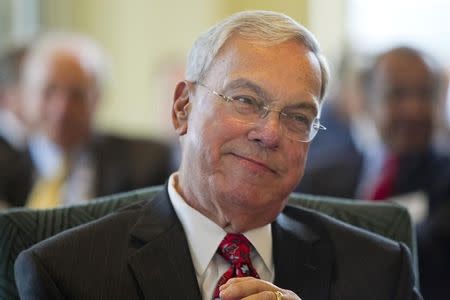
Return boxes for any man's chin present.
[223,185,288,210]
[52,136,85,152]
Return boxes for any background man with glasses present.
[15,11,421,300]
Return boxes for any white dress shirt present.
[355,142,387,199]
[168,173,275,300]
[350,116,386,199]
[0,110,27,150]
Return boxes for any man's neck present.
[175,173,282,233]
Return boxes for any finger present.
[219,278,277,299]
[241,290,279,300]
[242,290,302,300]
[219,276,254,291]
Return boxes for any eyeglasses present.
[195,82,326,142]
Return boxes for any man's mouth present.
[230,153,277,174]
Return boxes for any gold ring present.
[273,290,283,300]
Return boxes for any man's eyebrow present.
[285,102,318,117]
[224,78,270,99]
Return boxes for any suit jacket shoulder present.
[89,133,173,196]
[0,136,33,207]
[295,145,363,198]
[15,199,150,299]
[276,205,421,300]
[15,189,201,300]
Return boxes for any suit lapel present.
[127,187,202,299]
[273,208,333,300]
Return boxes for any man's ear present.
[172,81,191,135]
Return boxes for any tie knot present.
[218,233,252,265]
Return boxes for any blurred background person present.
[296,46,450,300]
[0,32,172,209]
[0,45,31,208]
[0,45,29,150]
[296,46,450,221]
[299,49,367,174]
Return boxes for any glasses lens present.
[231,96,260,116]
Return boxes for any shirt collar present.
[167,173,272,277]
[28,134,64,178]
[244,223,272,275]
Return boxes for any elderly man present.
[14,11,421,300]
[0,33,171,208]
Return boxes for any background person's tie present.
[213,233,260,299]
[368,153,399,201]
[26,157,69,209]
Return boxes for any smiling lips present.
[230,153,277,174]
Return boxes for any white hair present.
[22,32,109,91]
[185,10,330,101]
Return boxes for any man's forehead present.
[217,34,310,59]
[376,52,434,80]
[47,51,83,71]
[207,38,321,94]
[44,52,95,84]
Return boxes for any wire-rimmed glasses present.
[195,82,326,142]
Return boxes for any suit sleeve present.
[14,250,64,300]
[394,243,423,300]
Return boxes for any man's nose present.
[248,111,282,149]
[48,89,75,116]
[401,92,433,118]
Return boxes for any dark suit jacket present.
[417,199,450,300]
[14,187,421,300]
[296,146,450,213]
[0,134,172,207]
[0,136,32,207]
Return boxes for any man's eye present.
[290,114,312,125]
[232,96,257,106]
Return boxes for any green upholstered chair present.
[0,185,417,299]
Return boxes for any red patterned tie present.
[213,233,260,299]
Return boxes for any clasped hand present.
[218,277,301,300]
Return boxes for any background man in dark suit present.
[296,47,450,299]
[296,47,450,218]
[15,11,421,299]
[0,45,31,208]
[0,33,171,208]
